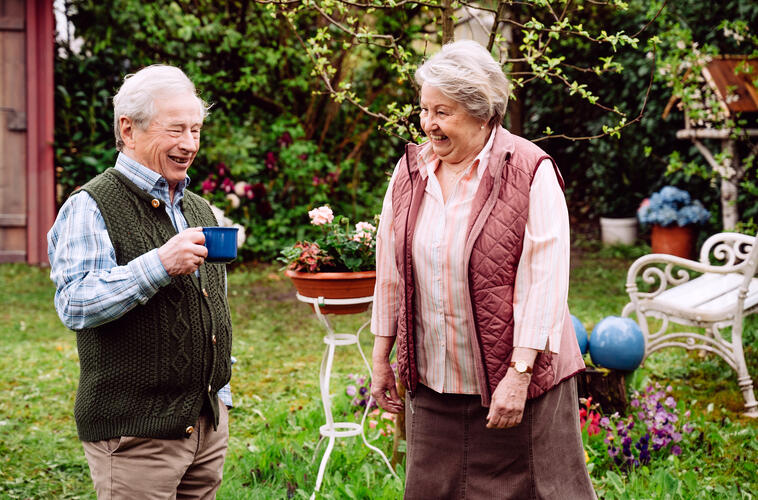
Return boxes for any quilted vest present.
[392,126,585,406]
[73,168,233,441]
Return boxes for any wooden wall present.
[0,0,27,262]
[0,0,54,265]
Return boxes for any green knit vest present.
[73,168,232,442]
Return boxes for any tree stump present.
[391,380,406,469]
[575,367,628,415]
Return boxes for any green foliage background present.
[55,0,758,260]
[55,0,419,259]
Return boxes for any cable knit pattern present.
[74,168,232,441]
[392,126,583,406]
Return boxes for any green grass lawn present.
[1,240,756,499]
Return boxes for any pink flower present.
[217,162,228,177]
[234,181,248,197]
[352,221,376,243]
[308,205,334,226]
[220,178,235,193]
[201,176,217,194]
[225,193,240,209]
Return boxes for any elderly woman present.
[370,40,595,499]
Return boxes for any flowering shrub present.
[637,186,710,227]
[599,383,695,470]
[579,397,602,437]
[345,373,396,437]
[279,205,377,272]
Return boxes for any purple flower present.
[346,385,357,397]
[265,152,277,170]
[665,396,676,408]
[277,131,293,148]
[671,445,682,456]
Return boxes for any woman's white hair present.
[112,64,209,151]
[415,40,510,125]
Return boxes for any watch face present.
[516,361,527,372]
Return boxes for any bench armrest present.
[625,253,745,300]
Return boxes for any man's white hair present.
[112,64,209,151]
[415,40,510,125]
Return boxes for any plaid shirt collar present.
[115,152,191,205]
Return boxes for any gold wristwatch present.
[509,360,533,374]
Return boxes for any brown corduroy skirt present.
[403,376,596,500]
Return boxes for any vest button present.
[212,335,217,345]
[208,384,212,393]
[151,199,160,208]
[185,425,194,436]
[202,288,209,297]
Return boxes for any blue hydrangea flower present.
[637,186,710,227]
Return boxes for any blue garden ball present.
[589,316,645,371]
[571,314,588,355]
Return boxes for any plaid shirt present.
[48,153,233,407]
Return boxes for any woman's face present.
[419,83,489,166]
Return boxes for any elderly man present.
[48,65,233,498]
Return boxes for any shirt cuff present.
[514,327,551,352]
[127,249,170,301]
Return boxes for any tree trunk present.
[441,0,455,44]
[721,139,739,230]
[505,5,524,135]
[575,367,628,415]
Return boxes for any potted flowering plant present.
[279,205,378,314]
[637,186,710,259]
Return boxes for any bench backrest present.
[698,231,758,296]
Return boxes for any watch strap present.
[509,361,533,374]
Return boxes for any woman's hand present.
[486,369,531,429]
[371,336,404,413]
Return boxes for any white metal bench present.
[621,231,758,417]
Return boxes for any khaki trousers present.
[81,402,229,500]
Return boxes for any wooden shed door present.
[0,0,27,263]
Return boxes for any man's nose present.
[178,130,198,152]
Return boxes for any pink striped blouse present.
[371,129,571,395]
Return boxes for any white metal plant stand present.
[294,293,398,499]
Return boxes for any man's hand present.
[371,336,403,413]
[157,227,208,276]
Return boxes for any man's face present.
[125,91,204,188]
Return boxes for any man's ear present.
[119,116,136,149]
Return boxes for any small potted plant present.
[637,186,710,258]
[279,205,377,314]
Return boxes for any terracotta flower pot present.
[285,270,376,315]
[651,224,696,259]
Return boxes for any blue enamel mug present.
[202,227,239,263]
